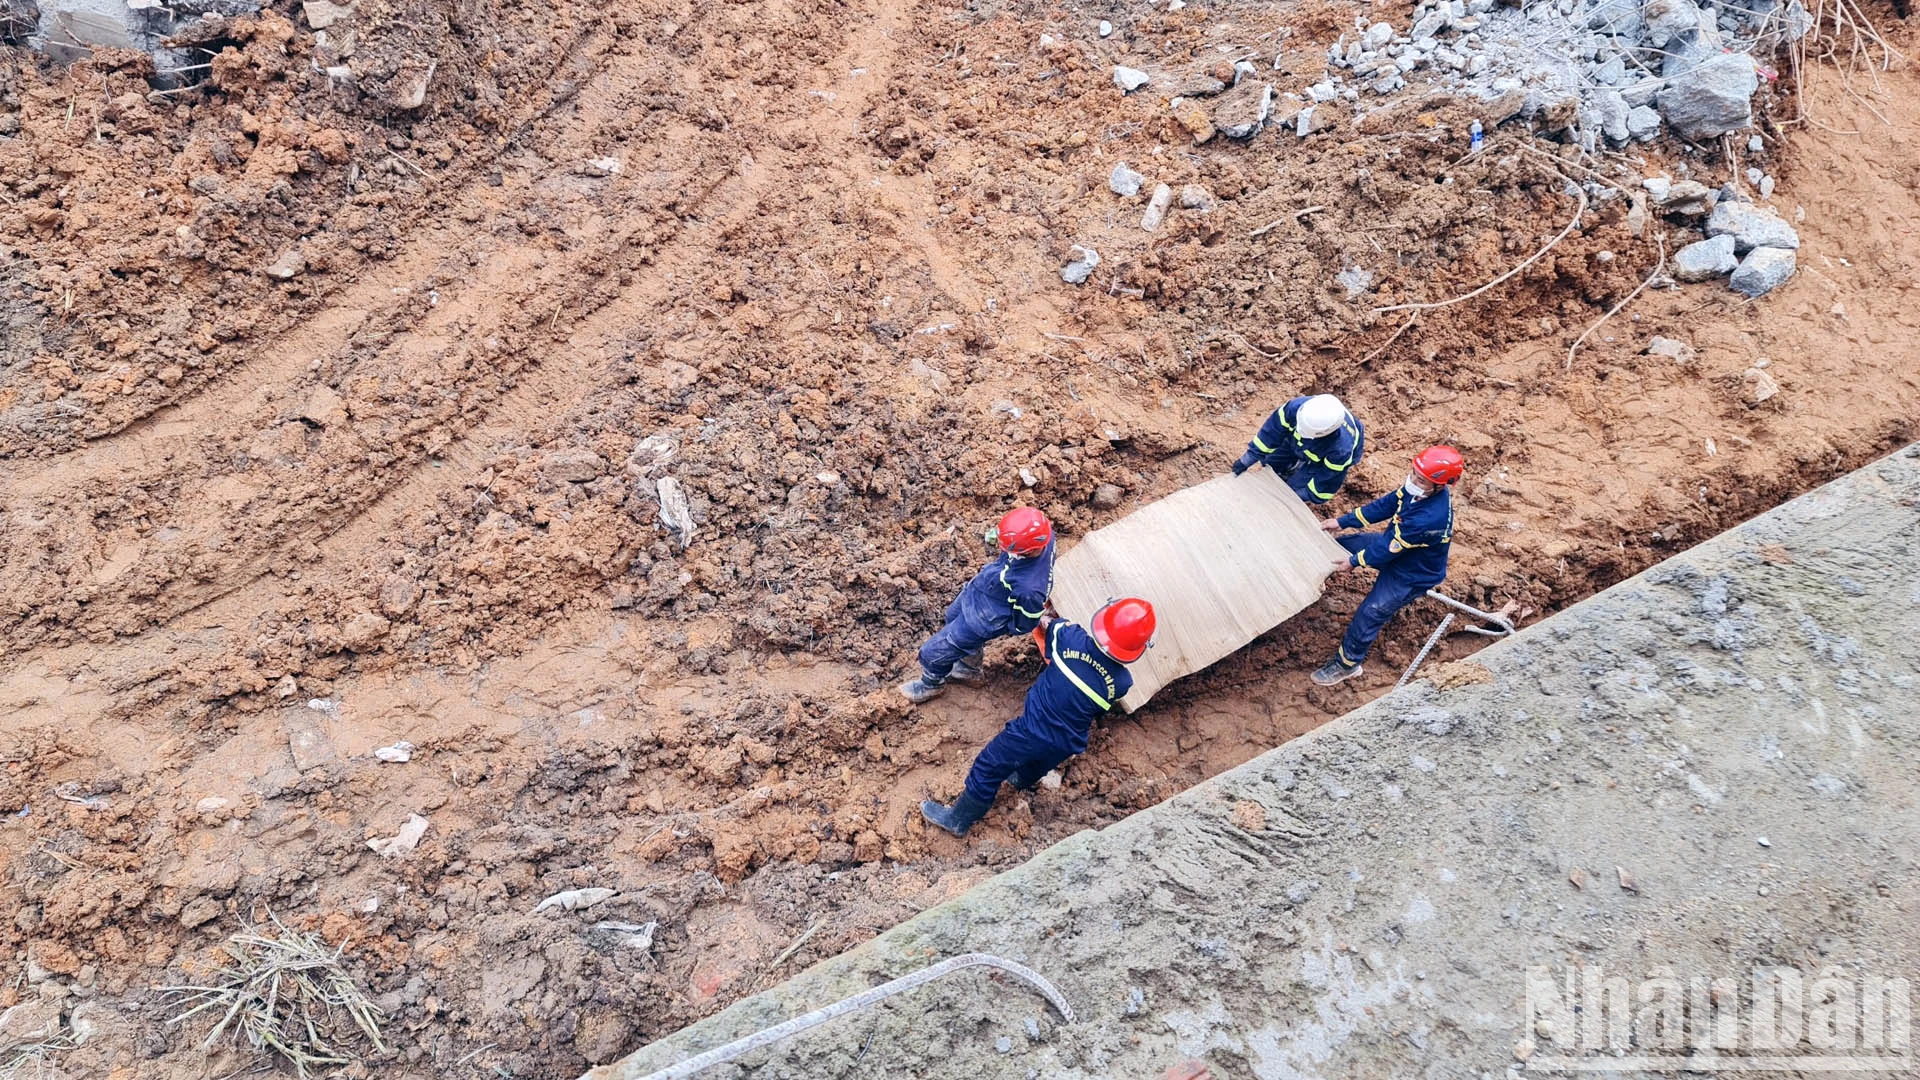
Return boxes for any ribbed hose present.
[632,953,1075,1080]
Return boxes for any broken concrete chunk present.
[302,0,354,28]
[1705,201,1799,252]
[1657,53,1757,141]
[1109,163,1145,197]
[1179,184,1214,211]
[1061,245,1100,285]
[1729,246,1795,298]
[1113,66,1150,93]
[1626,105,1662,142]
[1212,81,1274,139]
[1141,183,1173,231]
[1648,178,1713,215]
[1672,234,1737,282]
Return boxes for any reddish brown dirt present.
[2,0,1918,1075]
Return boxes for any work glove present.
[1231,450,1260,476]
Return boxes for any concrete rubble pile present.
[10,0,260,83]
[1317,0,1805,147]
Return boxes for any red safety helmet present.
[997,507,1053,557]
[1091,597,1156,663]
[1412,445,1465,486]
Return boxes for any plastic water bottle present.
[1469,119,1484,151]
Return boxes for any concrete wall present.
[596,444,1920,1079]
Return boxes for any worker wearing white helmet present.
[1231,393,1364,504]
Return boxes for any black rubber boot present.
[899,677,946,704]
[920,792,993,837]
[1310,657,1364,686]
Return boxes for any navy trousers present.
[1335,535,1437,666]
[917,598,993,685]
[962,721,1073,804]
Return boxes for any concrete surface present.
[595,444,1920,1079]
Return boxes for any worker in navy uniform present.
[921,598,1157,837]
[1312,446,1463,686]
[901,508,1056,704]
[1232,393,1364,505]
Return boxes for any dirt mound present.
[2,0,1918,1075]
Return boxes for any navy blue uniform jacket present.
[954,535,1056,637]
[1336,486,1453,587]
[1021,620,1133,755]
[1250,396,1364,503]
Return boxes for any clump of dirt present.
[2,0,1918,1076]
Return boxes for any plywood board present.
[1051,467,1351,711]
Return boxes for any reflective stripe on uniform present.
[1051,623,1113,711]
[1306,477,1333,501]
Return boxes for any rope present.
[1395,613,1455,690]
[631,954,1075,1080]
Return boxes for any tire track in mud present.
[0,0,912,671]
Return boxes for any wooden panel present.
[1051,467,1351,711]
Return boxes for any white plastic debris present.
[592,920,658,950]
[657,476,696,548]
[367,813,430,858]
[374,740,415,763]
[534,887,618,913]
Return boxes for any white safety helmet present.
[1295,394,1347,438]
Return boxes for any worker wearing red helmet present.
[901,508,1058,704]
[1312,446,1463,686]
[922,598,1156,837]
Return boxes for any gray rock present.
[1621,78,1664,108]
[1337,266,1375,298]
[1649,178,1713,214]
[1747,133,1764,153]
[1179,184,1214,211]
[1591,54,1627,85]
[1212,81,1274,139]
[1657,53,1757,140]
[1363,21,1394,48]
[1672,234,1738,282]
[1661,14,1725,76]
[1594,90,1630,144]
[1705,201,1799,251]
[1113,66,1150,93]
[1141,184,1172,231]
[1643,0,1701,46]
[1061,245,1100,285]
[1308,81,1338,102]
[1626,105,1662,141]
[1412,10,1447,39]
[1295,106,1316,136]
[1109,163,1145,197]
[1098,19,1112,36]
[1092,483,1124,510]
[1745,166,1764,186]
[1759,174,1775,199]
[1729,246,1795,297]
